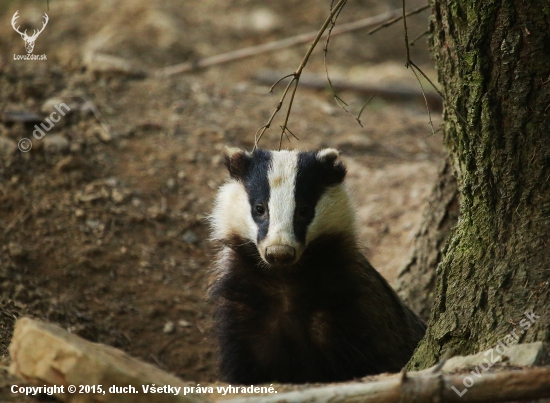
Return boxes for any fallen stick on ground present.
[155,9,400,77]
[255,69,443,110]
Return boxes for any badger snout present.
[265,245,296,266]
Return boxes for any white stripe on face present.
[264,150,299,247]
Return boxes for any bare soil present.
[0,0,443,400]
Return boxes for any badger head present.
[211,148,356,267]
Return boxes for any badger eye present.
[254,204,266,216]
[298,205,313,219]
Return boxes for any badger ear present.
[224,147,252,180]
[317,148,346,186]
[317,148,340,163]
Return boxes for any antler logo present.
[12,10,49,54]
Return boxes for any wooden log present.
[9,317,211,403]
[224,366,550,403]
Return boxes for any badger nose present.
[265,245,296,266]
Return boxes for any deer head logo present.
[11,11,49,54]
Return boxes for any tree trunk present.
[395,160,459,323]
[409,0,550,370]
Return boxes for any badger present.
[209,147,426,384]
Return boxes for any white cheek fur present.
[306,184,356,244]
[210,180,258,244]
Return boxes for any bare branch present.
[284,126,299,141]
[269,73,295,93]
[252,1,434,150]
[410,29,429,46]
[255,70,442,110]
[323,3,432,128]
[323,0,360,124]
[409,60,469,127]
[409,60,442,98]
[156,9,398,78]
[254,76,297,149]
[401,2,448,134]
[254,0,349,150]
[356,94,375,127]
[410,64,436,135]
[368,4,429,35]
[278,77,300,150]
[402,0,411,67]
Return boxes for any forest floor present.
[0,0,443,400]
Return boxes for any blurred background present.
[0,0,443,387]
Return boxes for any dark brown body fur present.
[209,233,426,384]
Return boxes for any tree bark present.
[395,160,459,322]
[409,0,550,369]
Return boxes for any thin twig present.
[409,60,469,126]
[254,77,297,148]
[411,65,435,135]
[278,76,300,150]
[410,29,429,46]
[63,94,112,136]
[157,9,397,78]
[255,2,433,149]
[270,73,295,92]
[149,354,166,370]
[156,336,178,357]
[356,94,375,127]
[402,0,411,67]
[254,0,349,150]
[397,10,469,130]
[3,208,31,236]
[255,70,442,108]
[409,61,443,98]
[400,4,469,130]
[284,126,299,141]
[280,126,291,143]
[324,0,359,125]
[401,1,439,135]
[368,4,429,35]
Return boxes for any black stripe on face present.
[294,151,346,244]
[243,149,272,243]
